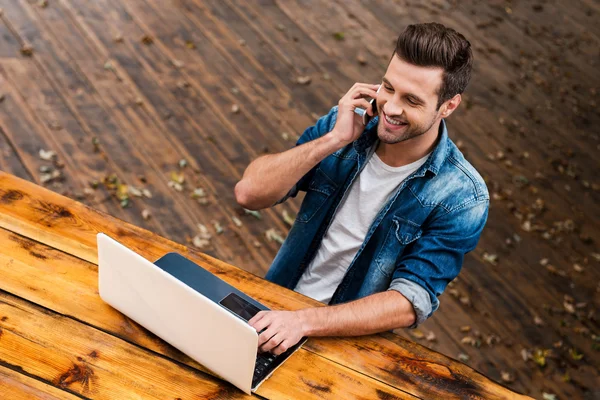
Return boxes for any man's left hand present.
[248,310,307,355]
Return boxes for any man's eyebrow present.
[382,77,426,105]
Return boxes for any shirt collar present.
[353,117,450,176]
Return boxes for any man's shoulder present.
[419,139,489,213]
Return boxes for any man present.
[234,23,489,355]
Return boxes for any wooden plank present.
[0,125,32,181]
[0,56,140,225]
[0,172,531,399]
[101,0,306,224]
[0,291,253,400]
[6,0,269,270]
[0,364,82,400]
[0,76,79,199]
[54,0,292,267]
[0,230,417,400]
[144,0,319,144]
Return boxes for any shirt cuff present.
[388,278,432,328]
[272,184,298,206]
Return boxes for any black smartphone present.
[356,84,381,125]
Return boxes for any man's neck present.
[375,119,441,168]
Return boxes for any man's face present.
[376,56,445,144]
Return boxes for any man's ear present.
[439,94,462,119]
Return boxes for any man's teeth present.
[385,114,405,126]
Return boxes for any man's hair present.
[393,23,473,109]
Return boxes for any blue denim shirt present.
[265,106,489,327]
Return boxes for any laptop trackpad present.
[219,292,262,322]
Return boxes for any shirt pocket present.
[296,168,338,223]
[375,216,423,278]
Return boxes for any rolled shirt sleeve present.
[388,198,489,327]
[388,277,432,328]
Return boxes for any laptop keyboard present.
[254,352,277,379]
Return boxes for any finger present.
[350,86,379,100]
[257,326,278,348]
[351,98,373,114]
[248,310,267,328]
[272,339,292,356]
[260,332,284,353]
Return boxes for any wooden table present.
[0,172,531,399]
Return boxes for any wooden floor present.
[0,0,598,398]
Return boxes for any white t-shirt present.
[294,150,430,303]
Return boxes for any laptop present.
[97,233,307,394]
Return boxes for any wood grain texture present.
[0,291,251,400]
[0,226,417,399]
[0,0,596,398]
[0,171,530,399]
[0,364,82,400]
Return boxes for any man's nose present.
[383,102,404,117]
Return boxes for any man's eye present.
[407,98,418,106]
[384,85,393,92]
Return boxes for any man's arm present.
[249,291,416,355]
[235,83,380,210]
[234,133,343,210]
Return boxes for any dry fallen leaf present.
[282,210,295,226]
[142,188,152,198]
[191,188,207,198]
[168,181,183,192]
[564,301,575,314]
[533,315,545,326]
[192,224,212,249]
[213,221,224,235]
[39,149,57,161]
[103,60,115,71]
[37,0,48,8]
[92,137,100,152]
[20,44,33,56]
[482,252,499,265]
[532,349,551,367]
[542,393,557,400]
[410,329,425,340]
[172,59,185,69]
[231,104,240,113]
[425,331,437,342]
[141,209,151,220]
[296,76,312,85]
[128,186,143,197]
[170,171,185,185]
[265,228,285,245]
[500,371,514,383]
[457,353,469,362]
[231,216,243,227]
[332,32,345,41]
[569,348,584,361]
[244,209,262,219]
[40,169,61,184]
[141,34,154,45]
[185,40,196,49]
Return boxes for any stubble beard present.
[376,114,438,145]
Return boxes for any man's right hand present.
[330,83,380,146]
